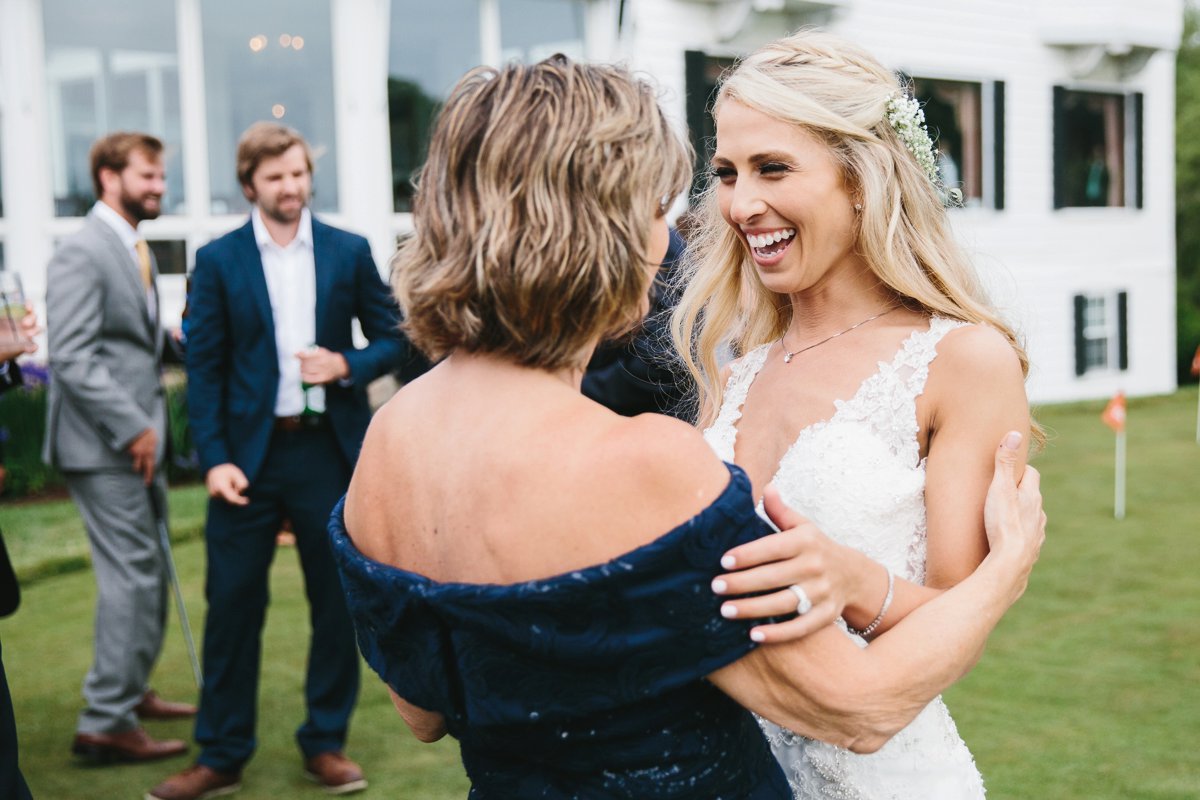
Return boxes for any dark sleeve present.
[185,247,232,472]
[339,238,408,385]
[0,362,20,396]
[583,229,695,419]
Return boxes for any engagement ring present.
[788,584,813,615]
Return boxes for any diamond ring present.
[788,584,813,615]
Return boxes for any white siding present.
[636,0,1182,402]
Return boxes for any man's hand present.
[206,463,250,506]
[0,304,41,362]
[128,427,158,486]
[296,347,349,385]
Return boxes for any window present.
[684,51,736,198]
[42,0,185,217]
[911,78,1005,209]
[499,0,586,63]
[202,0,339,214]
[147,240,187,276]
[388,0,482,213]
[1074,291,1129,376]
[1054,88,1143,209]
[387,0,588,212]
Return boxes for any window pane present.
[42,0,185,217]
[388,0,482,212]
[1084,296,1107,329]
[1059,90,1125,208]
[1084,337,1108,369]
[500,0,586,63]
[202,0,339,214]
[148,239,187,276]
[913,78,983,205]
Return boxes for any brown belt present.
[273,414,329,432]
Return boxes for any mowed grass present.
[944,386,1200,799]
[1,388,1198,798]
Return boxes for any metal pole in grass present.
[147,486,203,688]
[1102,392,1127,520]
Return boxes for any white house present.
[0,0,1182,402]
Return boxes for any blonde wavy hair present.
[393,56,691,370]
[670,30,1038,442]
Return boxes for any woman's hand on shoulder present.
[708,485,881,644]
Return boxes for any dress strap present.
[892,316,970,399]
[837,316,969,466]
[703,344,771,463]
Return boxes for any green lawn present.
[1,388,1198,798]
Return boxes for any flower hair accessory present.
[885,93,938,183]
[884,92,962,205]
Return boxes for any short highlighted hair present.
[392,56,691,370]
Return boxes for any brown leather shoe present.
[136,689,198,720]
[71,727,188,764]
[145,764,241,800]
[304,751,367,794]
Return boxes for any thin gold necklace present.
[780,306,898,364]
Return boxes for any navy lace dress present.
[330,463,791,799]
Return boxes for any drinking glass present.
[0,272,29,349]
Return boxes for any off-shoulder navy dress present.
[329,463,791,799]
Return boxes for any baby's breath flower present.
[885,94,939,185]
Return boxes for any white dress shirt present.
[252,207,323,416]
[93,200,157,322]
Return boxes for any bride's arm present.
[706,437,1044,752]
[714,324,1030,641]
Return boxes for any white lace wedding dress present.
[703,317,987,800]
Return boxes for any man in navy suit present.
[149,123,405,800]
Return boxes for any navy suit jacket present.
[186,217,405,484]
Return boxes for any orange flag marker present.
[1102,391,1127,519]
[1101,391,1126,432]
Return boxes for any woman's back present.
[336,354,792,798]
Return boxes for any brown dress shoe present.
[304,751,367,794]
[145,764,241,800]
[136,689,198,720]
[71,727,188,764]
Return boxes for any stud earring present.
[854,203,863,212]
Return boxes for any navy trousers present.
[194,424,359,772]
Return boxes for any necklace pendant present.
[783,352,793,364]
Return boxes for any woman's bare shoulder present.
[606,413,733,517]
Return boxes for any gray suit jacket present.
[43,211,166,471]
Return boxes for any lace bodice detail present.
[703,317,987,800]
[705,316,966,585]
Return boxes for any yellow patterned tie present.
[134,239,153,290]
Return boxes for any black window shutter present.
[1074,294,1088,376]
[684,50,709,197]
[1132,92,1144,209]
[1053,86,1067,210]
[993,80,1005,210]
[1117,290,1129,370]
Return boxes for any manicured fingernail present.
[750,630,765,642]
[711,578,728,594]
[721,555,736,569]
[1003,431,1022,450]
[720,603,738,618]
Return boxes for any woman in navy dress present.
[330,56,1045,799]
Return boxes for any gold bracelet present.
[847,568,894,638]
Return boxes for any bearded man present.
[44,132,196,764]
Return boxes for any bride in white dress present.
[672,31,1039,799]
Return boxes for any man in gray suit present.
[44,132,196,763]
